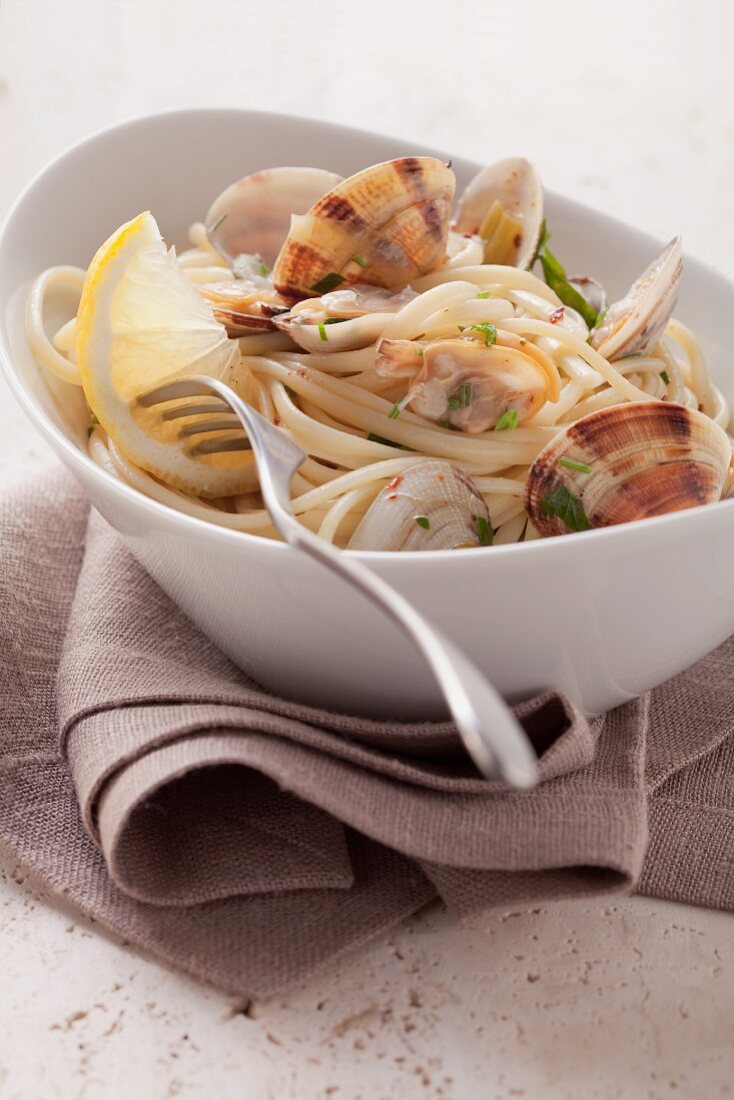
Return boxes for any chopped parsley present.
[318,321,328,342]
[447,396,460,410]
[388,398,408,420]
[540,484,590,532]
[495,408,519,431]
[558,457,592,474]
[660,370,671,385]
[470,321,497,347]
[366,433,413,450]
[526,218,549,270]
[259,260,270,276]
[90,414,100,425]
[415,515,430,530]
[459,382,473,407]
[475,515,493,546]
[310,272,346,294]
[476,290,491,299]
[352,254,368,268]
[415,346,424,356]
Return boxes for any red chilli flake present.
[386,475,404,491]
[549,306,565,324]
[273,416,281,426]
[387,493,398,501]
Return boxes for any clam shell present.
[591,237,682,361]
[272,157,455,301]
[206,166,343,267]
[454,157,543,268]
[199,279,288,335]
[525,402,731,536]
[348,460,490,551]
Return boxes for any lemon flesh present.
[76,212,257,497]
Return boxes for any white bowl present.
[2,108,734,719]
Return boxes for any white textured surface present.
[0,2,732,1097]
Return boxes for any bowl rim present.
[1,105,733,565]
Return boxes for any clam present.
[568,275,607,318]
[348,460,491,551]
[591,237,682,361]
[525,401,731,537]
[199,279,289,336]
[376,334,554,432]
[206,166,343,268]
[272,157,455,301]
[454,157,543,268]
[273,284,416,353]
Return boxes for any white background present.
[0,2,732,1098]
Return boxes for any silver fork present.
[136,376,539,788]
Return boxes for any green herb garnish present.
[476,290,491,299]
[660,370,671,385]
[388,399,407,420]
[495,408,519,431]
[526,218,549,270]
[475,515,493,546]
[259,260,270,276]
[310,272,346,294]
[352,254,368,268]
[318,321,328,342]
[447,396,460,410]
[415,347,424,356]
[90,414,100,425]
[540,248,598,328]
[415,515,430,530]
[323,317,348,324]
[366,433,413,450]
[540,484,590,532]
[558,457,592,474]
[470,321,497,347]
[459,383,473,408]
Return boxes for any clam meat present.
[273,284,416,353]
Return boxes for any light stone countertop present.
[0,2,732,1097]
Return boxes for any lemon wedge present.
[76,211,257,497]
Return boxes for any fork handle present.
[271,502,538,788]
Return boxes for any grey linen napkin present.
[0,469,731,997]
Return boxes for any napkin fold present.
[0,469,732,997]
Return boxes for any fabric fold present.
[0,467,731,998]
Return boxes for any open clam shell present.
[525,402,731,537]
[348,460,491,551]
[199,279,289,336]
[206,166,343,268]
[454,157,543,268]
[591,237,682,361]
[272,157,455,301]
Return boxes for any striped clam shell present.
[272,157,455,301]
[525,402,732,537]
[348,460,490,552]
